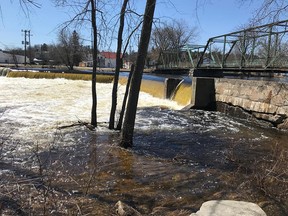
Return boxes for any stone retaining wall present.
[214,78,288,128]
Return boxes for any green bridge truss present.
[158,19,288,77]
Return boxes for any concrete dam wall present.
[120,75,288,129]
[119,76,193,106]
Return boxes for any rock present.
[252,112,285,125]
[115,201,142,216]
[190,200,267,216]
[151,206,191,216]
[278,118,288,129]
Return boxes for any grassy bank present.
[7,71,114,83]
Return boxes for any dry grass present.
[225,142,288,215]
[253,145,288,200]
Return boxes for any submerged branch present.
[58,121,95,131]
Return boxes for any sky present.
[0,0,262,51]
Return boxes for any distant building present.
[0,50,28,64]
[99,51,121,68]
[123,60,132,69]
[79,51,124,68]
[79,53,93,67]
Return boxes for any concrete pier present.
[190,77,215,110]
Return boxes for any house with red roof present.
[79,51,131,69]
[99,51,123,68]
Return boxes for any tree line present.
[7,20,196,71]
[8,30,88,70]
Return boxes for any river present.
[0,76,287,215]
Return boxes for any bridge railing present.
[156,44,206,69]
[196,19,288,75]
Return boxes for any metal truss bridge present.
[158,19,288,77]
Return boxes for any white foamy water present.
[0,77,183,149]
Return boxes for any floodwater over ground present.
[0,77,287,215]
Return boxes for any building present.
[0,50,28,64]
[99,51,123,68]
[79,51,124,68]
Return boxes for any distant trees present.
[37,43,50,64]
[2,26,84,69]
[150,19,197,65]
[152,20,197,52]
[54,29,83,70]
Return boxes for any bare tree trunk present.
[90,0,98,127]
[120,0,156,148]
[109,0,129,129]
[116,64,134,130]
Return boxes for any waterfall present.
[0,67,10,76]
[119,74,192,106]
[171,80,192,106]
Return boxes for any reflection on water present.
[32,107,287,215]
[0,77,287,215]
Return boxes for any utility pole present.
[22,30,31,65]
[28,30,32,64]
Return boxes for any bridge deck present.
[193,67,288,78]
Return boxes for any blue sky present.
[0,0,261,50]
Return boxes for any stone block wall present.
[214,78,288,128]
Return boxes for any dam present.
[3,66,288,129]
[117,72,288,129]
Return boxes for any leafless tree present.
[54,0,143,128]
[120,0,157,148]
[152,19,197,51]
[53,0,103,127]
[0,0,40,18]
[150,19,197,64]
[54,29,83,70]
[90,0,98,127]
[18,0,41,8]
[240,0,288,23]
[109,0,129,130]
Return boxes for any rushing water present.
[0,77,287,215]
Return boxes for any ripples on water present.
[0,77,287,215]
